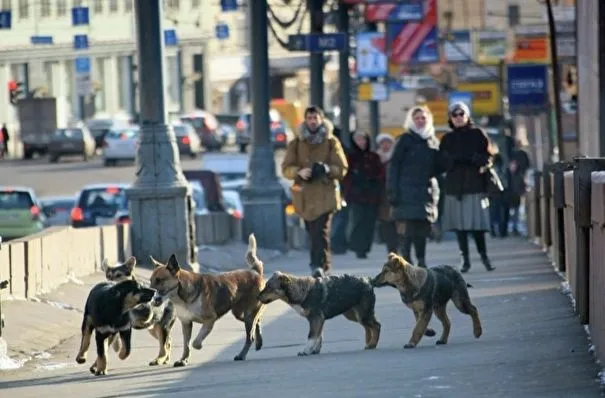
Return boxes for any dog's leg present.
[118,329,132,360]
[405,310,433,349]
[234,316,254,361]
[299,315,325,356]
[452,291,483,338]
[109,333,121,353]
[251,304,265,351]
[255,322,263,351]
[92,332,109,376]
[149,324,170,366]
[75,315,93,364]
[191,319,216,351]
[411,310,436,337]
[362,316,381,350]
[174,321,193,367]
[434,305,451,345]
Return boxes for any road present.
[0,238,602,397]
[0,149,286,198]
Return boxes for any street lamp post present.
[240,0,287,251]
[126,0,198,269]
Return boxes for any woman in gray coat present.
[387,106,440,268]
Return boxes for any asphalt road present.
[0,149,287,198]
[0,238,602,398]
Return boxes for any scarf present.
[300,123,327,145]
[376,146,394,164]
[410,125,435,140]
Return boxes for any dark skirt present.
[395,219,431,238]
[442,194,491,232]
[347,203,378,254]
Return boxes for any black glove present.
[311,162,329,180]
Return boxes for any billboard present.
[365,1,424,22]
[456,82,501,116]
[475,31,507,65]
[507,64,549,114]
[443,30,473,63]
[355,32,388,78]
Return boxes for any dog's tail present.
[246,234,263,275]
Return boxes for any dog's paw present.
[297,351,309,357]
[89,365,97,374]
[191,340,202,350]
[364,344,377,350]
[233,354,245,361]
[403,343,416,349]
[173,360,188,367]
[255,337,263,351]
[436,340,447,345]
[94,369,107,376]
[424,328,436,337]
[75,356,86,364]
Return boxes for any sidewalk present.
[1,235,603,396]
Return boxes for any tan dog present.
[372,253,482,349]
[149,234,266,367]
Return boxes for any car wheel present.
[189,151,198,159]
[239,144,247,153]
[83,152,89,162]
[49,154,60,163]
[103,159,114,167]
[23,150,33,160]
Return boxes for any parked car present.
[222,189,243,220]
[48,127,96,163]
[71,184,130,228]
[189,180,210,215]
[172,121,202,158]
[217,123,237,146]
[87,117,132,151]
[235,108,292,152]
[40,195,76,227]
[180,110,223,151]
[102,126,140,166]
[201,153,248,182]
[0,186,46,240]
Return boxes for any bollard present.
[0,235,4,337]
[551,161,574,272]
[532,171,543,243]
[541,163,552,251]
[572,157,605,324]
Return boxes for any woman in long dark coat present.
[387,106,440,268]
[342,131,384,259]
[439,102,495,273]
[375,133,398,253]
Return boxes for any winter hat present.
[376,133,394,145]
[448,101,471,117]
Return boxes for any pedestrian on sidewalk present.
[375,133,398,253]
[330,125,351,255]
[0,123,8,159]
[282,105,348,277]
[342,131,384,259]
[489,144,510,238]
[506,158,528,236]
[439,102,495,273]
[387,106,440,268]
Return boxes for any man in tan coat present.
[282,106,348,277]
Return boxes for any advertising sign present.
[387,0,439,64]
[443,30,473,63]
[356,32,388,78]
[456,82,501,116]
[507,64,548,114]
[365,1,424,22]
[514,36,549,63]
[448,91,473,112]
[357,82,389,101]
[475,31,507,65]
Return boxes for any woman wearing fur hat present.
[375,133,398,253]
[387,106,440,268]
[342,131,384,259]
[439,102,495,273]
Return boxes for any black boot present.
[417,258,427,268]
[399,235,413,263]
[456,231,471,273]
[472,231,495,271]
[481,255,495,271]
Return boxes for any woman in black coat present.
[387,106,440,268]
[439,102,495,273]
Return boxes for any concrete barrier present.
[195,212,235,245]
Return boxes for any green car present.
[0,187,46,240]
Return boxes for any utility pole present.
[543,0,564,161]
[240,0,287,251]
[309,0,324,108]
[127,0,198,269]
[367,22,380,142]
[338,2,351,145]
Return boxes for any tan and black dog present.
[149,234,266,367]
[75,279,156,376]
[372,253,482,349]
[258,271,381,356]
[102,256,177,366]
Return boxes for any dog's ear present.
[167,254,180,275]
[149,255,163,268]
[101,258,110,273]
[124,256,137,272]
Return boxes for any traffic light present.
[8,80,24,105]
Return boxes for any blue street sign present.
[164,29,178,46]
[0,10,12,29]
[448,91,474,113]
[71,6,89,26]
[507,64,548,114]
[385,2,424,22]
[73,34,89,50]
[215,23,229,40]
[74,57,91,74]
[288,33,347,53]
[220,0,238,12]
[30,36,53,45]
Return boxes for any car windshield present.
[202,154,248,181]
[79,187,127,213]
[55,128,83,139]
[0,190,34,210]
[173,125,188,136]
[106,128,138,140]
[181,117,204,130]
[191,186,206,210]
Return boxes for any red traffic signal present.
[8,80,17,91]
[8,80,24,105]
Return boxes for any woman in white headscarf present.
[387,106,440,268]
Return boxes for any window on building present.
[124,0,132,12]
[191,0,200,8]
[18,0,28,19]
[57,0,67,16]
[73,0,83,6]
[164,0,180,10]
[1,0,11,11]
[109,0,118,13]
[40,0,51,17]
[93,0,103,13]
